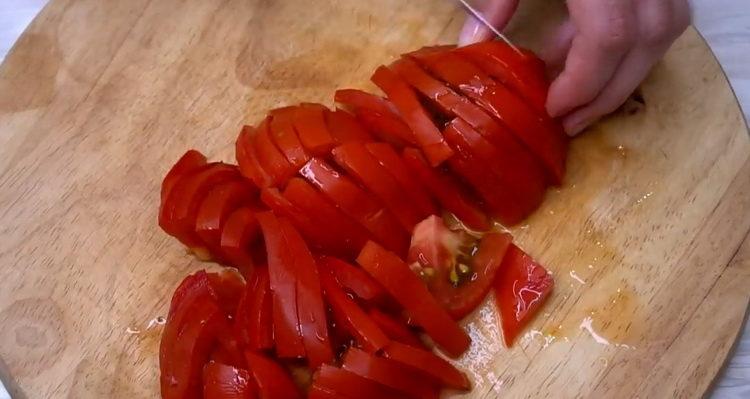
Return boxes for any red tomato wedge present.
[234,267,273,351]
[160,163,241,250]
[220,207,260,277]
[269,107,310,169]
[356,240,470,357]
[161,271,228,399]
[312,365,411,399]
[237,126,273,188]
[293,105,336,156]
[334,88,401,117]
[324,108,373,144]
[411,50,567,184]
[342,348,439,399]
[202,362,256,399]
[206,269,246,316]
[255,212,305,358]
[457,41,549,114]
[299,158,409,255]
[253,118,296,187]
[318,256,386,303]
[401,148,489,232]
[260,187,343,254]
[277,218,334,369]
[354,108,418,147]
[382,342,470,391]
[319,271,391,353]
[283,178,371,257]
[371,65,453,166]
[307,385,349,399]
[494,244,554,346]
[332,142,425,230]
[365,142,438,217]
[195,180,256,256]
[367,309,424,348]
[245,352,303,399]
[161,149,207,204]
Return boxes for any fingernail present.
[458,17,487,46]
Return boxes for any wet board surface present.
[0,0,748,397]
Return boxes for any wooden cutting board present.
[0,0,748,397]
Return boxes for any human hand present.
[458,0,691,135]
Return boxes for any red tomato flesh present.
[269,107,310,169]
[195,180,256,256]
[318,256,386,303]
[293,105,336,156]
[245,351,303,399]
[494,244,554,346]
[234,267,273,351]
[237,126,273,188]
[356,240,470,357]
[382,342,470,391]
[161,149,207,204]
[342,348,439,399]
[202,362,256,399]
[324,108,373,144]
[367,308,424,348]
[312,365,411,399]
[220,207,260,277]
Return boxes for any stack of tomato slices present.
[158,41,562,399]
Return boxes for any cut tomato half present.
[234,267,273,351]
[202,362,256,399]
[371,65,453,166]
[401,148,489,232]
[245,351,303,399]
[342,348,439,399]
[299,158,409,255]
[494,244,554,346]
[382,342,470,391]
[356,240,470,357]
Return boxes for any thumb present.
[458,0,520,46]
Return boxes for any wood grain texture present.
[0,0,748,398]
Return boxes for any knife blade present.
[454,0,522,54]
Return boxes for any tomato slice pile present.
[157,42,562,398]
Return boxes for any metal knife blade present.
[454,0,522,54]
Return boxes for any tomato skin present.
[411,50,567,185]
[244,352,303,399]
[220,207,260,277]
[237,126,273,188]
[318,256,386,303]
[299,158,409,255]
[371,65,453,166]
[367,309,424,348]
[277,218,334,369]
[195,180,256,258]
[161,149,207,204]
[269,107,310,168]
[332,142,425,230]
[255,212,306,358]
[356,240,470,357]
[319,271,391,352]
[202,362,256,399]
[253,118,297,187]
[401,148,489,232]
[342,348,439,399]
[292,105,336,156]
[494,244,554,346]
[324,108,373,144]
[234,267,273,351]
[382,342,470,391]
[312,365,411,399]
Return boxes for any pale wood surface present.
[0,1,748,398]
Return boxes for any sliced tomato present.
[319,271,391,352]
[371,65,453,166]
[159,163,241,251]
[206,268,246,316]
[382,342,470,391]
[161,149,207,204]
[283,178,371,256]
[203,362,256,399]
[278,218,333,369]
[234,267,273,351]
[253,118,296,187]
[293,105,336,156]
[299,158,409,255]
[356,241,470,357]
[401,148,489,232]
[494,244,554,346]
[342,348,439,399]
[195,180,256,257]
[456,41,549,114]
[312,365,411,399]
[161,271,227,399]
[255,212,305,358]
[354,108,417,147]
[220,207,260,277]
[364,143,438,217]
[318,256,386,304]
[307,385,349,399]
[245,352,303,399]
[237,126,273,188]
[269,107,310,168]
[334,88,401,116]
[332,142,425,230]
[411,50,567,184]
[324,108,373,144]
[410,216,513,319]
[367,309,424,348]
[260,187,345,255]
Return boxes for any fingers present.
[546,0,637,117]
[539,18,575,77]
[458,0,520,46]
